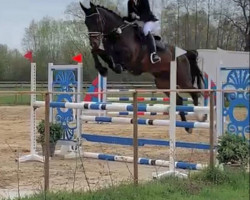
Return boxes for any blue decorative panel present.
[53,70,77,140]
[222,69,250,138]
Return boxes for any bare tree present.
[206,0,212,48]
[195,0,198,48]
[65,2,85,20]
[177,0,181,46]
[181,0,192,49]
[215,0,223,48]
[223,0,250,51]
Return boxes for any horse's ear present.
[90,2,95,8]
[89,2,97,12]
[79,2,89,13]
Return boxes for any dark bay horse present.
[80,3,205,133]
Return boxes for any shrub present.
[36,120,63,144]
[217,133,249,166]
[191,166,229,185]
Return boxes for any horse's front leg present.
[110,47,134,74]
[98,51,123,74]
[91,51,108,77]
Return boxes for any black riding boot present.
[146,32,161,64]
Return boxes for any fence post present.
[209,90,215,168]
[133,91,138,185]
[44,92,50,192]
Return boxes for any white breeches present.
[143,21,161,36]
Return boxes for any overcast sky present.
[0,0,163,52]
[0,0,79,51]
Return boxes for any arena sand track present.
[2,106,246,197]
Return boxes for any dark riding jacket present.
[127,0,158,22]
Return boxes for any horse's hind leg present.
[190,91,199,106]
[163,91,192,134]
[190,89,207,122]
[155,76,192,134]
[177,94,193,134]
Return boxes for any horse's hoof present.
[113,64,123,74]
[99,68,108,77]
[186,128,193,134]
[196,113,207,122]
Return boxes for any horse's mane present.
[96,5,122,20]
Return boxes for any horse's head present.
[80,2,123,51]
[80,2,104,50]
[80,3,141,74]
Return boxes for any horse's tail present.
[185,50,204,89]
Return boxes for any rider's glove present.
[130,12,140,20]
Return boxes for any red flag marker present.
[72,54,83,63]
[24,51,33,62]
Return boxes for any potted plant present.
[217,133,249,169]
[37,120,63,157]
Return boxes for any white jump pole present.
[153,47,188,179]
[77,63,83,146]
[18,63,44,163]
[216,48,224,137]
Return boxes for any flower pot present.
[42,143,56,157]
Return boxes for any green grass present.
[0,87,240,107]
[0,94,30,105]
[0,88,45,105]
[0,94,44,105]
[14,168,249,200]
[0,88,170,105]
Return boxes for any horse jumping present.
[80,2,206,133]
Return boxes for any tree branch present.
[222,14,245,35]
[233,0,249,25]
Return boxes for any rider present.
[124,0,161,64]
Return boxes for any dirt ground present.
[0,106,246,199]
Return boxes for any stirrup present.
[150,53,161,64]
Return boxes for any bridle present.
[85,8,132,43]
[85,8,105,41]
